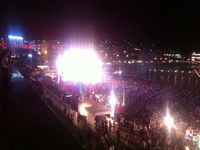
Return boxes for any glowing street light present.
[28,54,32,58]
[109,90,117,117]
[164,111,174,130]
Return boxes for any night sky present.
[0,0,200,51]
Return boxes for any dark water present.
[114,63,200,89]
[144,70,200,89]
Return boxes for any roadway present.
[0,66,83,150]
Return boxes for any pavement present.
[0,66,83,150]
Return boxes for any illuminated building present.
[191,52,200,64]
[8,35,24,47]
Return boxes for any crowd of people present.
[80,75,200,149]
[34,64,200,149]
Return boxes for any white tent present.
[78,100,112,128]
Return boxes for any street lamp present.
[122,82,125,106]
[118,70,125,106]
[164,111,174,130]
[28,53,32,58]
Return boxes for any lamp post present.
[163,110,176,149]
[119,70,125,106]
[109,90,117,118]
[164,111,174,130]
[122,83,125,106]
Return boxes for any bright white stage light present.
[79,103,90,116]
[185,146,189,150]
[109,90,117,117]
[164,111,174,130]
[109,90,117,107]
[56,48,103,84]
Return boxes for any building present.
[191,52,200,64]
[7,35,24,47]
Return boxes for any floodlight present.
[56,48,103,84]
[164,111,174,130]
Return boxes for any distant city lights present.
[37,65,48,70]
[8,35,23,40]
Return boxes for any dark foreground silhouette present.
[0,67,83,150]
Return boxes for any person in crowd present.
[0,50,11,91]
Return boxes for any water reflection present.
[174,75,177,86]
[188,77,191,87]
[145,71,199,89]
[160,75,164,83]
[118,64,200,89]
[181,76,184,85]
[167,75,170,83]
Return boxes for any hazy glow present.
[28,54,32,58]
[56,48,103,84]
[109,90,117,117]
[185,146,189,150]
[8,35,23,40]
[164,111,174,130]
[79,103,90,116]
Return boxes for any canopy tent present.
[78,100,112,128]
[86,102,112,116]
